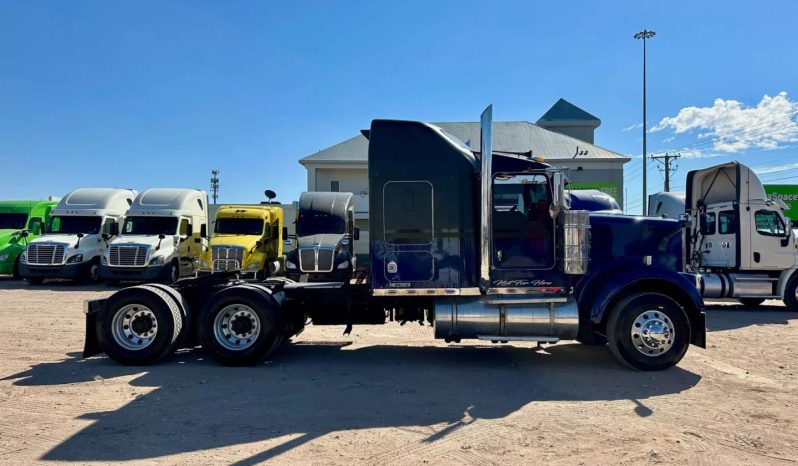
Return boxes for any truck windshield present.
[49,216,102,234]
[214,218,264,235]
[0,213,28,230]
[122,216,178,235]
[297,212,345,236]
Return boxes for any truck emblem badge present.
[387,260,398,274]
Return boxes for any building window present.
[330,181,340,192]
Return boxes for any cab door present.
[700,208,737,268]
[491,174,555,270]
[749,207,794,269]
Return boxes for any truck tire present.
[139,284,193,346]
[97,285,183,365]
[161,261,179,285]
[86,260,101,283]
[785,274,798,312]
[607,292,690,371]
[738,298,765,308]
[199,284,284,366]
[12,257,21,279]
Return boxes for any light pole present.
[634,29,655,215]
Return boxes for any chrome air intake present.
[434,296,579,341]
[561,210,591,275]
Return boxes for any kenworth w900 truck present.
[0,200,58,278]
[82,107,705,371]
[199,204,284,280]
[101,189,209,284]
[20,188,136,284]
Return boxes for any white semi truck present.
[19,188,137,284]
[101,188,209,284]
[660,162,798,309]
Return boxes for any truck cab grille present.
[212,246,245,272]
[109,244,150,267]
[26,243,67,265]
[299,246,335,273]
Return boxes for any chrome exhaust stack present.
[479,105,493,291]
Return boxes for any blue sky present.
[1,1,796,213]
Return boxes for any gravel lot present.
[0,278,796,465]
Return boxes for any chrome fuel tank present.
[433,296,579,341]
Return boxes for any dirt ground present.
[0,278,796,465]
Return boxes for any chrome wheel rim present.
[631,310,675,357]
[213,304,260,351]
[111,304,158,350]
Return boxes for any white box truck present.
[19,188,137,284]
[101,188,208,284]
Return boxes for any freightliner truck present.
[0,200,58,278]
[101,189,209,284]
[646,162,798,310]
[21,188,136,284]
[82,107,706,370]
[199,203,284,280]
[685,162,798,309]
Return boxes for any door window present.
[492,174,553,269]
[700,213,716,235]
[718,211,737,234]
[179,219,190,235]
[755,210,786,236]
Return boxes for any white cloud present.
[651,91,798,153]
[662,136,675,143]
[622,123,643,132]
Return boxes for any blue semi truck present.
[82,107,705,370]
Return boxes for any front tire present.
[12,257,21,279]
[607,292,691,371]
[161,261,179,285]
[785,274,798,312]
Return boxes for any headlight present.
[337,260,350,270]
[247,262,260,271]
[149,256,165,266]
[101,255,108,265]
[0,254,9,262]
[199,260,208,268]
[286,260,297,270]
[67,254,84,263]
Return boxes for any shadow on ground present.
[705,305,796,332]
[3,342,701,464]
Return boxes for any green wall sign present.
[764,184,798,220]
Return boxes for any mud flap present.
[83,298,107,358]
[690,311,707,348]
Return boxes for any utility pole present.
[634,29,656,214]
[651,152,680,192]
[210,169,220,204]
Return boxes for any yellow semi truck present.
[199,204,284,279]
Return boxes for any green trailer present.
[0,200,58,277]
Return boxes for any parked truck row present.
[81,107,711,371]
